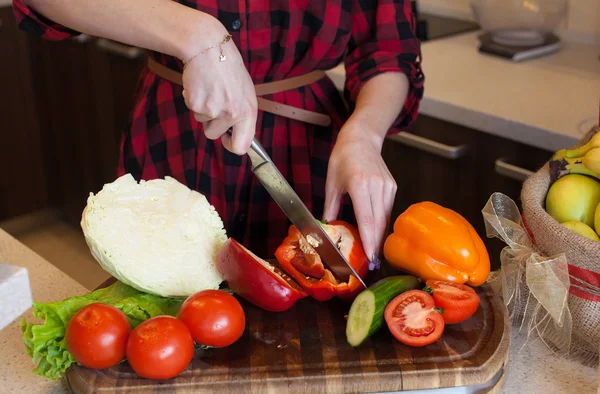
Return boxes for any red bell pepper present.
[274,221,369,302]
[217,238,307,312]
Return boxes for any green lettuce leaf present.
[21,281,185,380]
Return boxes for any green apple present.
[594,202,600,235]
[545,174,600,227]
[561,221,600,241]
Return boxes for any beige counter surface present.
[0,227,598,393]
[327,31,600,153]
[0,228,87,393]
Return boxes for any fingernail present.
[368,253,381,271]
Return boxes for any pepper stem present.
[422,286,433,295]
[434,307,444,314]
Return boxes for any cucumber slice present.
[346,275,421,347]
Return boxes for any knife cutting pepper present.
[383,201,490,287]
[274,220,369,302]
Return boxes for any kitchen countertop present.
[327,31,600,153]
[0,227,598,393]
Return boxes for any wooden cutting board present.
[66,276,510,394]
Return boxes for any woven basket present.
[520,125,600,366]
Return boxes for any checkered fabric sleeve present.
[344,0,425,135]
[12,0,81,40]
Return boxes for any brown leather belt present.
[147,57,331,127]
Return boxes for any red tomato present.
[384,290,445,347]
[425,280,481,324]
[178,290,246,348]
[66,303,131,369]
[126,316,194,380]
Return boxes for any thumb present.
[323,177,342,223]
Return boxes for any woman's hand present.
[181,20,257,155]
[324,72,410,265]
[323,127,397,264]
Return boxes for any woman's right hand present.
[181,21,257,155]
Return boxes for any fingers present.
[193,113,213,124]
[370,178,387,258]
[203,118,232,141]
[347,178,376,259]
[223,117,256,155]
[180,53,258,155]
[383,173,398,232]
[323,176,343,223]
[348,171,397,261]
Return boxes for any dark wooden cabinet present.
[0,8,49,220]
[1,9,147,225]
[382,115,553,271]
[28,35,146,225]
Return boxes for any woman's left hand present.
[323,126,397,265]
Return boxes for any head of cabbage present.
[81,174,227,297]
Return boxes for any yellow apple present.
[595,203,600,236]
[561,221,600,241]
[545,174,600,227]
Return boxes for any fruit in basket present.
[545,174,600,227]
[561,221,600,242]
[550,134,600,183]
[594,203,600,235]
[383,201,490,287]
[553,132,600,161]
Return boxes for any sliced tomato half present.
[217,238,307,312]
[384,289,445,347]
[424,280,480,324]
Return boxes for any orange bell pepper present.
[383,201,490,287]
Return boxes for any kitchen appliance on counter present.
[470,0,568,61]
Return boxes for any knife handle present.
[226,128,270,169]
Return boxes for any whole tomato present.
[178,290,246,348]
[126,315,194,380]
[66,303,131,369]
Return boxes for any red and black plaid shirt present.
[13,0,424,258]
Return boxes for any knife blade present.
[241,134,367,289]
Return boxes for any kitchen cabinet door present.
[382,115,479,229]
[0,8,49,220]
[28,36,146,225]
[475,129,553,267]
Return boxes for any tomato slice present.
[217,238,307,312]
[424,280,480,324]
[384,290,445,347]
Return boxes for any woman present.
[13,0,424,264]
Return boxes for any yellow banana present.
[550,148,600,183]
[582,148,600,174]
[558,132,600,159]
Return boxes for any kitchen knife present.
[233,132,366,289]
